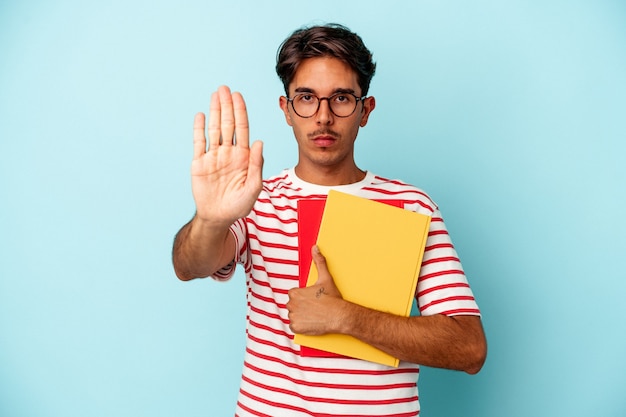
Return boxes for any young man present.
[173,24,486,416]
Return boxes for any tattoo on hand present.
[315,287,326,299]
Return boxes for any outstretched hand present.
[287,246,346,335]
[191,85,264,226]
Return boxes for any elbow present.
[172,251,205,281]
[464,335,487,375]
[465,355,486,375]
[174,265,194,281]
[172,260,201,282]
[173,261,214,281]
[175,270,195,281]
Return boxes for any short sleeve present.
[211,217,248,281]
[416,209,481,317]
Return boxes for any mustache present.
[308,129,340,139]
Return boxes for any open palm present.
[191,86,264,226]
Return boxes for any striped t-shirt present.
[213,168,480,417]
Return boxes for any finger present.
[232,91,249,148]
[192,112,206,160]
[207,91,221,149]
[311,245,331,284]
[218,85,235,146]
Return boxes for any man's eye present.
[333,95,352,104]
[299,94,314,102]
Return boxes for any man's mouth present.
[310,131,339,147]
[312,135,337,147]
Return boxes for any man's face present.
[279,57,375,179]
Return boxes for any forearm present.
[172,215,235,281]
[338,302,487,373]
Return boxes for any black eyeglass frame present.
[286,92,367,118]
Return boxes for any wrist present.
[192,212,235,231]
[334,299,362,335]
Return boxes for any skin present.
[278,57,375,186]
[172,57,487,374]
[172,87,263,280]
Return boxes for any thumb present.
[311,245,333,285]
[311,246,342,298]
[244,140,264,198]
[247,140,264,182]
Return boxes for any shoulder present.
[362,173,439,215]
[262,169,291,190]
[252,170,305,216]
[260,169,304,198]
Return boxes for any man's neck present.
[294,164,366,186]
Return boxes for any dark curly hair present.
[276,23,376,96]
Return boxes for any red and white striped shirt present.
[213,168,480,417]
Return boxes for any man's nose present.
[316,98,334,124]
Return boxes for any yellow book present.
[294,190,431,367]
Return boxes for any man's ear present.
[279,96,293,126]
[359,96,376,127]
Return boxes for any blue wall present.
[1,1,625,416]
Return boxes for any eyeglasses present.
[286,92,366,118]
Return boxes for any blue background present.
[1,1,625,416]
